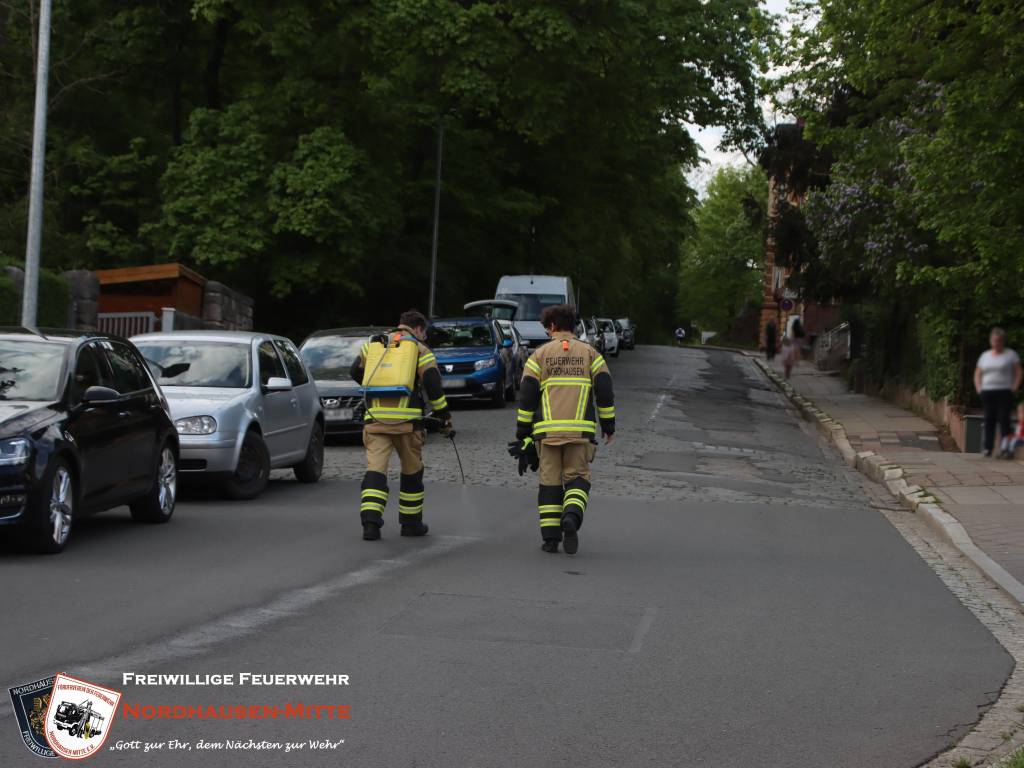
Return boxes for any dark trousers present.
[981,389,1014,452]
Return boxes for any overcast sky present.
[687,0,794,194]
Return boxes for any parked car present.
[0,328,179,553]
[495,274,575,349]
[597,318,619,357]
[617,317,636,350]
[576,316,602,350]
[588,317,606,354]
[299,327,379,435]
[427,317,516,406]
[613,319,625,349]
[133,331,323,500]
[463,300,527,390]
[496,320,528,387]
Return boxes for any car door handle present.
[290,399,298,407]
[118,411,132,419]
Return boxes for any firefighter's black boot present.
[538,484,564,549]
[561,478,589,555]
[362,522,381,541]
[360,471,388,530]
[400,523,429,537]
[561,516,579,555]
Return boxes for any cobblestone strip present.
[755,359,1024,767]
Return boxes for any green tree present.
[1,0,770,339]
[678,165,766,333]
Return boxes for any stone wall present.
[202,281,254,331]
[62,269,100,330]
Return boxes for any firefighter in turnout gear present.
[514,304,615,554]
[350,309,451,540]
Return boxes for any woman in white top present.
[974,328,1023,457]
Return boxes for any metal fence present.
[814,321,851,369]
[97,311,158,337]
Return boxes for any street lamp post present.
[22,0,54,328]
[427,121,444,318]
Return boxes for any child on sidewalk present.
[999,402,1024,459]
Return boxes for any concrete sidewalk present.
[769,358,1024,598]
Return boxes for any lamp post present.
[21,0,53,327]
[427,121,444,318]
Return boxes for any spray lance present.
[424,414,465,485]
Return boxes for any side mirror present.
[263,376,292,393]
[502,338,513,348]
[81,385,120,405]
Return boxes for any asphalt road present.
[0,346,1011,767]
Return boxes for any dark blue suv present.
[427,318,516,407]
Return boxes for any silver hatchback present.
[132,331,324,499]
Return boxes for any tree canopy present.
[677,164,766,334]
[763,0,1024,399]
[1,0,768,338]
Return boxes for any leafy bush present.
[0,269,71,327]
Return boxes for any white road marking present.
[629,605,658,654]
[648,372,679,422]
[0,535,477,720]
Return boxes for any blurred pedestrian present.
[974,327,1022,457]
[765,322,777,362]
[999,402,1024,460]
[782,336,800,379]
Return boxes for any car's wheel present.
[130,443,177,523]
[222,429,270,500]
[490,381,506,408]
[293,421,324,483]
[23,457,74,554]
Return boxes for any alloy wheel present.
[158,447,177,515]
[49,467,73,546]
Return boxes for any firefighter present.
[350,309,451,540]
[513,304,615,554]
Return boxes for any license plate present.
[326,408,354,421]
[444,378,466,389]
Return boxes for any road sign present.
[780,298,795,312]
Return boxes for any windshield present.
[136,341,251,388]
[300,336,364,380]
[0,340,65,401]
[495,293,565,321]
[600,320,614,332]
[428,322,494,349]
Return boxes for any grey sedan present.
[132,331,324,499]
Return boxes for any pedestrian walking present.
[782,336,800,379]
[349,309,451,539]
[974,327,1022,458]
[512,305,615,555]
[675,327,686,346]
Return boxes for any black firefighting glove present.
[437,410,454,437]
[507,437,539,476]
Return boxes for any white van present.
[495,275,576,347]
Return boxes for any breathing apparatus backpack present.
[361,331,420,397]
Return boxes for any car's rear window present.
[300,336,365,380]
[0,340,65,401]
[136,341,251,388]
[429,322,494,348]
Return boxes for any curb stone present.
[753,357,1024,766]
